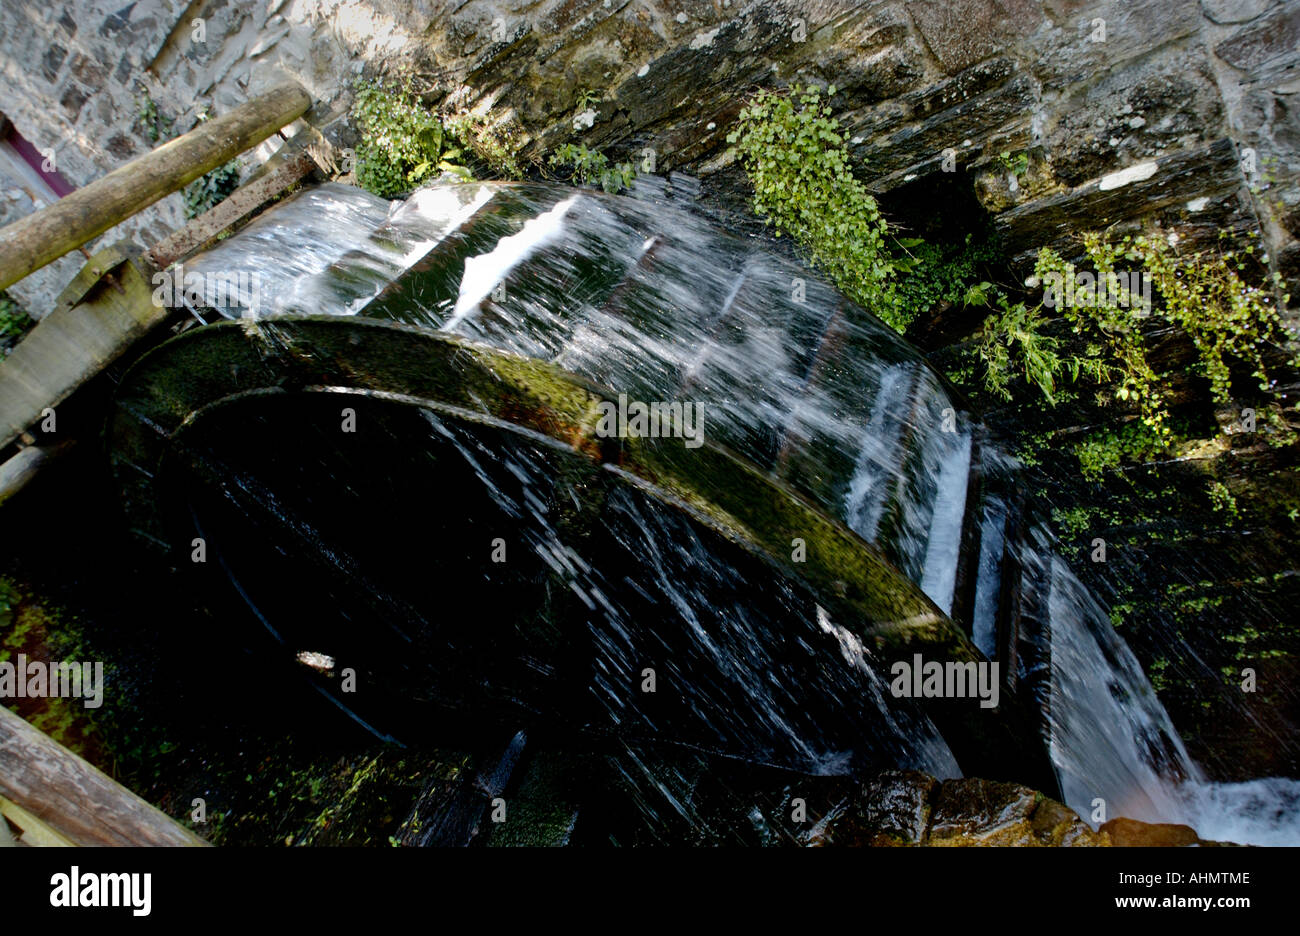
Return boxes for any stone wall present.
[0,0,1296,316]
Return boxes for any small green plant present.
[351,79,466,197]
[0,291,33,351]
[1248,153,1281,195]
[1028,232,1296,481]
[889,233,999,330]
[1035,244,1165,428]
[728,85,902,329]
[1206,480,1239,522]
[1262,406,1299,448]
[183,160,240,218]
[1135,232,1293,404]
[135,89,173,143]
[548,143,636,193]
[1039,233,1294,420]
[1074,421,1168,481]
[443,111,523,180]
[965,276,1113,406]
[972,295,1066,404]
[998,150,1029,178]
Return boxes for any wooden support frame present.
[0,81,312,293]
[0,92,334,452]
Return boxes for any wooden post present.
[0,244,162,450]
[0,81,312,293]
[0,441,73,505]
[0,705,206,846]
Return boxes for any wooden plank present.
[0,795,75,847]
[145,148,317,271]
[0,804,16,846]
[0,246,162,451]
[0,81,311,293]
[0,705,206,846]
[0,116,333,453]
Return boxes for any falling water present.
[1040,535,1300,845]
[175,178,1298,843]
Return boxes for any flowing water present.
[170,178,1299,844]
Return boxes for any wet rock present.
[821,769,937,845]
[929,777,1044,845]
[1031,796,1104,846]
[1041,49,1225,188]
[1030,0,1203,93]
[819,772,1110,846]
[803,4,922,103]
[851,58,1036,184]
[1100,816,1235,846]
[993,138,1243,263]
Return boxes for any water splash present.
[1042,546,1300,845]
[176,178,1298,843]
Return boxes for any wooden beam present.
[0,120,335,452]
[0,795,76,847]
[0,244,161,451]
[0,442,74,506]
[146,104,350,271]
[0,81,312,293]
[145,148,317,271]
[0,705,206,846]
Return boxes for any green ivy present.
[1033,233,1295,437]
[1206,479,1239,523]
[965,280,1113,406]
[1074,421,1169,482]
[890,234,998,329]
[183,158,241,219]
[351,79,467,198]
[728,85,903,330]
[443,112,523,180]
[135,89,173,144]
[0,292,31,337]
[960,231,1300,478]
[1135,232,1293,404]
[997,150,1029,178]
[971,295,1066,404]
[548,144,636,193]
[0,291,33,352]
